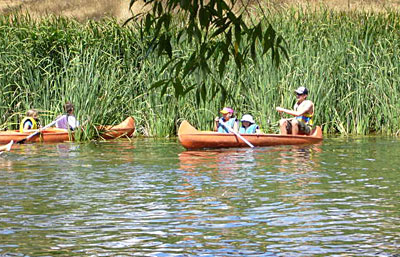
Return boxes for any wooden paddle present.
[17,116,64,144]
[219,119,254,148]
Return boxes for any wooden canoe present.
[97,116,135,140]
[178,120,323,149]
[0,117,135,143]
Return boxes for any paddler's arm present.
[214,117,219,131]
[276,102,312,117]
[232,119,239,133]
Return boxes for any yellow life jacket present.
[294,101,314,126]
[296,113,313,126]
[20,117,38,132]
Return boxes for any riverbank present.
[1,0,400,21]
[0,8,399,137]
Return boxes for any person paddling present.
[55,102,80,130]
[239,114,260,134]
[214,107,239,133]
[20,109,40,132]
[276,86,314,135]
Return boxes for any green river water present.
[0,137,399,256]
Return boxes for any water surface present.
[0,137,399,256]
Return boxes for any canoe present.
[0,117,135,143]
[178,120,323,149]
[96,116,135,140]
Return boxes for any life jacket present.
[20,117,37,132]
[296,113,313,126]
[294,101,314,126]
[239,124,258,134]
[217,117,237,133]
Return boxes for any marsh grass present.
[0,8,399,138]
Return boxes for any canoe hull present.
[0,128,71,144]
[178,120,323,149]
[0,117,135,143]
[97,116,135,139]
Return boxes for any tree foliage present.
[126,0,287,102]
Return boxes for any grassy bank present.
[0,9,399,138]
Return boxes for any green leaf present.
[200,82,207,102]
[160,83,169,97]
[173,79,183,98]
[183,52,196,78]
[157,1,163,16]
[174,59,184,78]
[250,41,256,62]
[218,52,228,78]
[234,22,241,48]
[199,7,209,29]
[149,79,168,90]
[183,84,196,95]
[211,20,231,38]
[165,35,172,58]
[159,59,174,74]
[145,14,152,33]
[263,24,276,55]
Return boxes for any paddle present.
[219,119,254,148]
[0,140,13,153]
[17,116,65,144]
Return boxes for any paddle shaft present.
[17,116,65,144]
[219,119,254,148]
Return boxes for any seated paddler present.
[56,102,80,131]
[214,107,239,133]
[20,109,40,132]
[275,86,314,135]
[239,114,260,134]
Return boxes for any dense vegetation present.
[0,8,399,138]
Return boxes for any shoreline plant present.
[0,7,399,138]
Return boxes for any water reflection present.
[1,139,400,256]
[179,149,256,173]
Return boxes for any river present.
[0,137,399,256]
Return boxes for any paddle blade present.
[5,140,13,151]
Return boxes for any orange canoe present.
[97,116,135,140]
[0,117,135,143]
[178,120,323,149]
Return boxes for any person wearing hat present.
[214,107,239,133]
[276,86,314,135]
[239,114,260,134]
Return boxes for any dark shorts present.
[286,119,311,135]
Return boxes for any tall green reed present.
[0,8,399,138]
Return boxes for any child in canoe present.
[214,107,239,133]
[20,109,40,132]
[239,114,260,134]
[56,102,80,130]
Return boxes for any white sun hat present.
[241,114,255,124]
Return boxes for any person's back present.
[20,109,39,132]
[56,102,79,130]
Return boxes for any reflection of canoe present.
[0,117,135,143]
[178,120,323,149]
